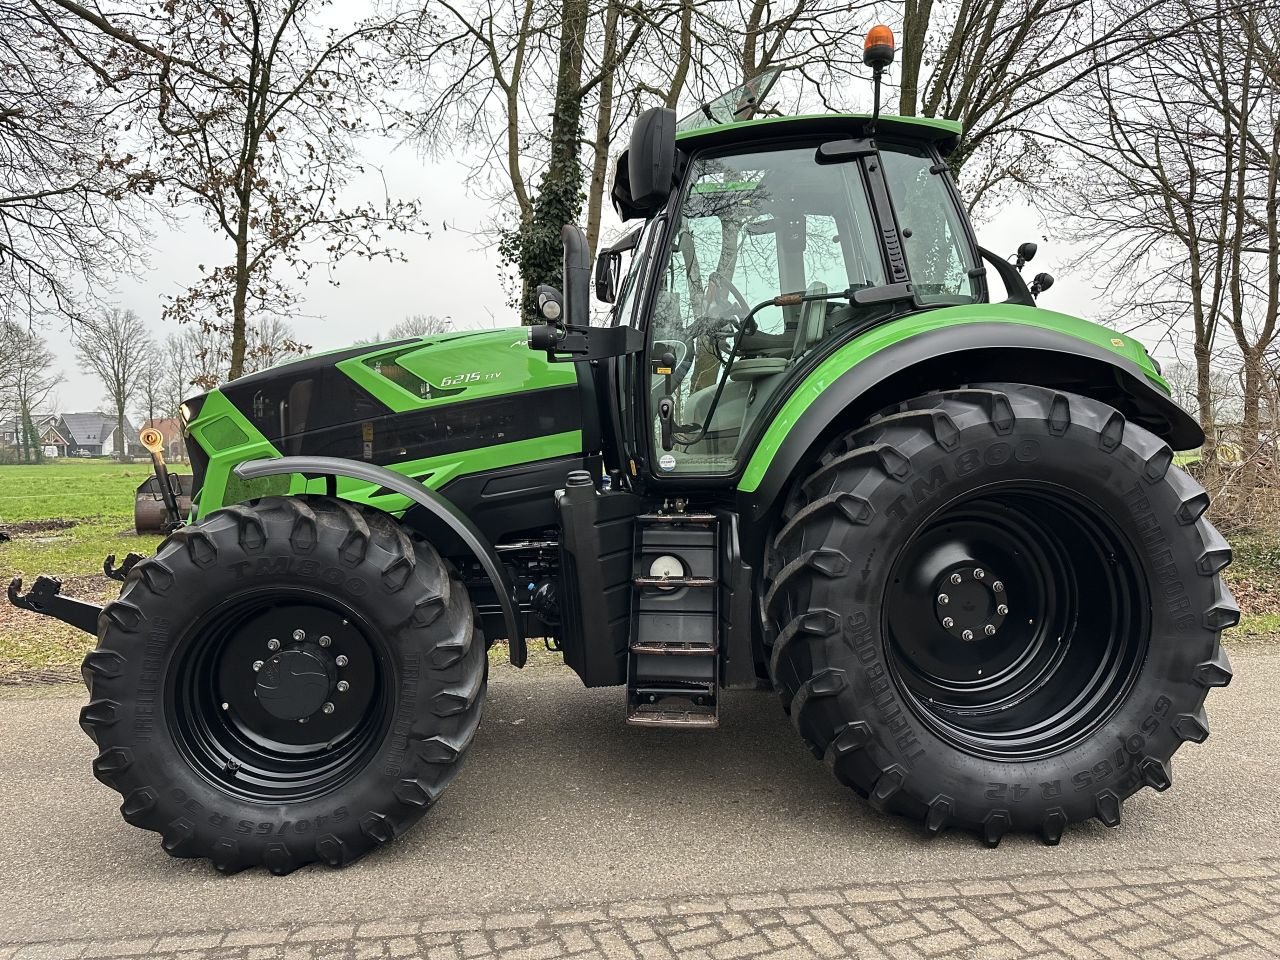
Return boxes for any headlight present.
[180,402,194,424]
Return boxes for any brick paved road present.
[2,647,1277,957]
[3,859,1279,959]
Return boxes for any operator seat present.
[683,281,829,454]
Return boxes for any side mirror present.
[627,107,677,214]
[594,250,620,303]
[1030,272,1055,297]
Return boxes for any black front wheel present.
[80,496,485,873]
[765,384,1235,845]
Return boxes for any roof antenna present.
[863,25,895,136]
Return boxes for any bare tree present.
[0,3,151,324]
[402,0,871,315]
[135,340,163,430]
[75,307,153,459]
[39,0,422,379]
[1,322,62,463]
[161,330,197,432]
[889,0,1219,211]
[1051,0,1279,481]
[388,314,452,338]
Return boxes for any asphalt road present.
[0,645,1277,953]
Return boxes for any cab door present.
[638,141,887,481]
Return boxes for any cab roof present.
[675,113,963,157]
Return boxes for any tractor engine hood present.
[187,326,583,473]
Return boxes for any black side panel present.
[437,455,589,546]
[557,482,645,687]
[715,509,766,688]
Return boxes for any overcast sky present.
[47,132,1103,413]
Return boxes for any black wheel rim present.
[884,482,1148,762]
[167,588,392,802]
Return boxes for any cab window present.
[879,146,981,304]
[648,144,885,475]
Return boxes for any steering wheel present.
[692,273,754,363]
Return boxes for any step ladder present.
[627,507,720,728]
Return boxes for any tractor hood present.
[184,327,584,495]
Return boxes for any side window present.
[614,216,663,329]
[880,146,980,303]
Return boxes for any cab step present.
[626,509,721,728]
[627,702,719,728]
[630,639,716,656]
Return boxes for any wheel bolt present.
[318,635,331,648]
[266,638,280,652]
[974,568,985,579]
[221,702,230,711]
[337,680,350,693]
[997,603,1009,615]
[985,624,997,636]
[950,573,962,584]
[322,702,335,714]
[252,660,264,672]
[298,717,308,724]
[292,629,306,642]
[993,581,1004,593]
[942,616,954,628]
[938,594,950,605]
[335,655,349,667]
[962,629,974,641]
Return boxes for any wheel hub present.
[172,596,385,802]
[255,646,335,720]
[885,486,1148,762]
[934,566,1009,642]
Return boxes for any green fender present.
[737,305,1201,518]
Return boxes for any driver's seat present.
[683,281,829,453]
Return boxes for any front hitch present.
[8,576,102,635]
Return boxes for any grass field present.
[0,461,182,680]
[1,459,1277,681]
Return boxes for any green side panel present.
[336,327,577,413]
[736,304,1166,494]
[185,330,583,519]
[185,390,295,519]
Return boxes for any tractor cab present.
[529,97,1019,491]
[608,111,986,480]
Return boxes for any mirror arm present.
[978,247,1036,307]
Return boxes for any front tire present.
[764,384,1235,845]
[80,496,485,873]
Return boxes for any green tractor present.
[10,52,1234,874]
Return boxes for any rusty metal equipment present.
[134,427,192,534]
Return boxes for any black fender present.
[234,456,526,667]
[745,322,1202,521]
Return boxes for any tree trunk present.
[116,404,126,460]
[899,0,932,117]
[1240,348,1263,497]
[585,0,620,260]
[517,0,588,323]
[229,208,251,379]
[1194,340,1217,466]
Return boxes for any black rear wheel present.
[765,384,1235,845]
[81,496,485,873]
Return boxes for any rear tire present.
[764,384,1235,845]
[80,495,485,873]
